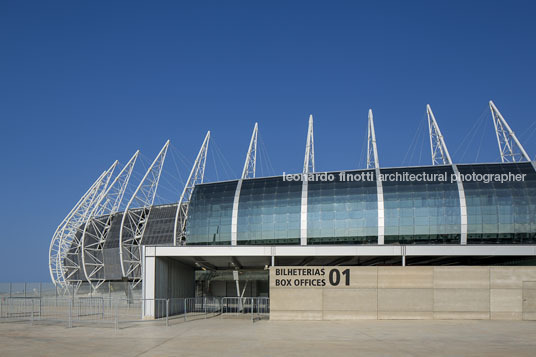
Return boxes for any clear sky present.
[1,1,536,281]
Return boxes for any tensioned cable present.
[519,121,536,142]
[460,109,487,163]
[209,144,220,182]
[474,111,492,163]
[258,139,266,177]
[452,106,488,162]
[358,124,368,169]
[418,111,427,165]
[259,135,276,176]
[212,140,232,181]
[402,114,425,166]
[259,136,272,176]
[403,115,426,166]
[212,137,238,180]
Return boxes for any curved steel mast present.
[49,161,117,290]
[48,171,107,287]
[62,162,117,291]
[119,141,169,287]
[173,131,210,246]
[81,150,139,291]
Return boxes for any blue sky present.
[1,1,535,281]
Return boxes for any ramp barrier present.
[0,296,269,328]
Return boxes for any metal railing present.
[0,296,168,329]
[221,297,270,321]
[0,282,142,300]
[182,297,222,321]
[0,296,270,328]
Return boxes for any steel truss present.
[81,151,139,291]
[49,161,117,291]
[489,100,531,163]
[119,141,169,287]
[62,162,117,291]
[173,132,210,246]
[48,171,107,288]
[303,114,315,174]
[427,104,453,165]
[367,109,380,169]
[242,123,258,179]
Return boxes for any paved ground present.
[1,318,536,356]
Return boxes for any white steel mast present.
[173,131,210,246]
[81,150,139,291]
[303,114,315,174]
[489,100,531,162]
[242,123,258,179]
[427,104,453,165]
[119,141,169,287]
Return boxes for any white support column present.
[120,140,169,287]
[453,165,468,245]
[367,110,384,245]
[173,132,210,246]
[301,115,315,245]
[426,105,467,245]
[232,124,259,246]
[142,247,156,319]
[231,179,242,246]
[376,175,384,245]
[300,178,308,246]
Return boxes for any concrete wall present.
[269,266,536,321]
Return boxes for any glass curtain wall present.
[186,180,238,245]
[237,177,302,245]
[458,162,536,244]
[307,170,378,244]
[381,166,461,244]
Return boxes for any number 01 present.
[329,269,350,286]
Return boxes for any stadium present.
[47,101,536,320]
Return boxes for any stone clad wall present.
[269,266,536,320]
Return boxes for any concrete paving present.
[1,318,536,356]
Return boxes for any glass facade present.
[381,166,461,244]
[458,162,536,244]
[186,180,238,245]
[177,163,536,246]
[237,177,302,245]
[307,170,377,244]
